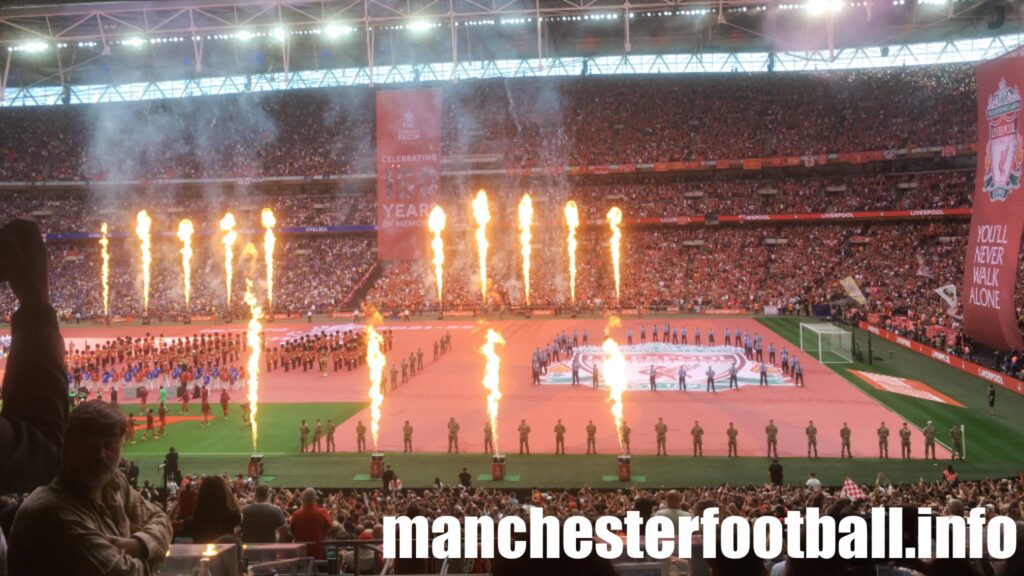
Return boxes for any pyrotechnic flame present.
[365,311,386,450]
[243,279,263,449]
[176,219,194,313]
[99,223,110,318]
[134,211,152,316]
[564,201,579,306]
[261,208,276,312]
[606,206,623,303]
[427,206,446,307]
[481,328,505,454]
[471,190,491,303]
[220,213,238,309]
[602,335,628,453]
[518,194,533,306]
[604,313,622,331]
[241,242,259,274]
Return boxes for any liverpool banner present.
[964,48,1024,351]
[376,89,442,260]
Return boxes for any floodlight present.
[21,41,48,53]
[324,23,353,38]
[806,0,844,14]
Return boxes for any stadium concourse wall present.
[860,321,1024,395]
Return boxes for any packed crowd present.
[562,172,973,221]
[0,234,377,320]
[445,66,975,168]
[367,220,974,313]
[0,90,377,181]
[16,467,1016,576]
[0,189,376,235]
[0,65,976,181]
[0,172,970,239]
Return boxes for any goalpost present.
[799,323,854,364]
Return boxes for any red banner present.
[860,322,1023,395]
[963,48,1024,352]
[376,89,442,260]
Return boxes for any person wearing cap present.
[877,422,890,459]
[899,422,912,459]
[923,421,937,460]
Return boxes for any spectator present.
[944,465,959,486]
[458,467,472,489]
[179,476,242,543]
[163,447,180,487]
[806,472,822,491]
[7,401,172,575]
[652,490,691,522]
[289,488,331,560]
[240,484,286,544]
[342,522,381,574]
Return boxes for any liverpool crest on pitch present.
[983,78,1024,201]
[540,343,793,391]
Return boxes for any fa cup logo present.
[398,111,421,141]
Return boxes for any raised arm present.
[0,220,68,494]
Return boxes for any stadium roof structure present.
[0,0,1019,100]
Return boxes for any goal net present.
[799,323,854,364]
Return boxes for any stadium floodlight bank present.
[800,323,854,364]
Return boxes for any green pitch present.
[115,317,1024,489]
[758,317,1024,464]
[119,402,366,456]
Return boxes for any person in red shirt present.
[200,386,210,426]
[180,382,190,414]
[145,408,155,440]
[126,413,136,444]
[158,402,167,435]
[289,488,332,559]
[220,389,230,419]
[176,480,199,530]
